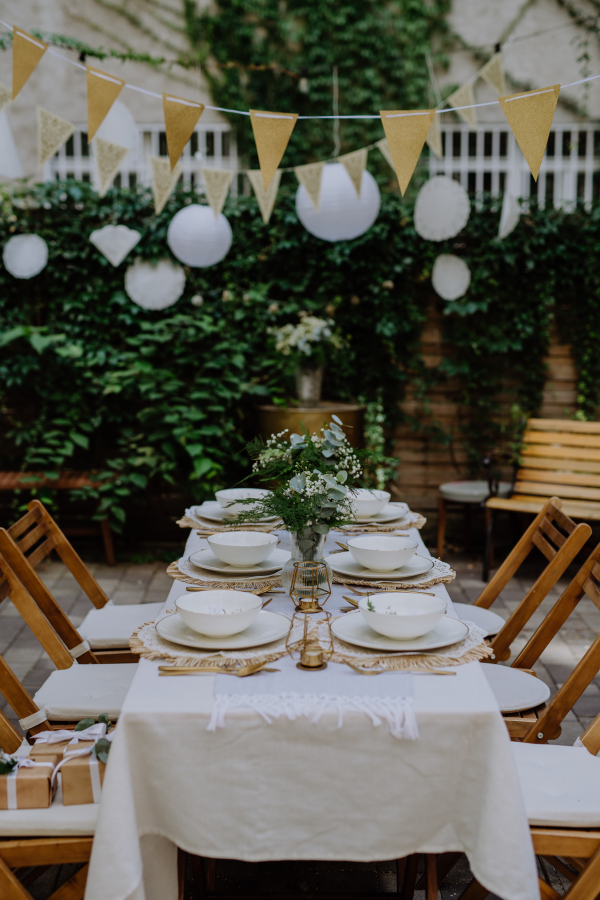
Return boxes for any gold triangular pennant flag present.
[499,84,560,180]
[446,82,477,129]
[12,27,47,99]
[478,52,506,96]
[426,113,443,158]
[379,109,435,195]
[247,169,281,224]
[294,162,324,211]
[163,93,205,171]
[202,168,234,217]
[87,66,125,141]
[0,83,12,114]
[94,137,129,198]
[250,109,297,190]
[376,138,395,172]
[339,148,368,196]
[150,156,182,215]
[37,108,75,167]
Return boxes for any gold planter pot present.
[257,402,365,448]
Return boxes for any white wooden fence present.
[429,123,600,209]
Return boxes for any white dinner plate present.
[156,610,290,650]
[188,548,290,576]
[353,502,409,524]
[331,613,469,653]
[325,552,434,581]
[191,502,279,524]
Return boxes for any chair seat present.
[0,782,97,836]
[439,480,512,504]
[452,603,505,637]
[78,602,163,649]
[512,743,600,828]
[487,494,600,520]
[482,664,551,713]
[33,663,136,720]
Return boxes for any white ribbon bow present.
[33,722,108,745]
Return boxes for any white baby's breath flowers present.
[269,316,343,357]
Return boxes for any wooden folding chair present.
[453,497,591,654]
[1,500,162,663]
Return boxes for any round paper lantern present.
[415,176,470,242]
[124,258,185,310]
[167,204,232,268]
[296,163,380,242]
[94,100,138,151]
[3,234,48,279]
[432,254,471,301]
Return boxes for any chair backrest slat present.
[26,533,58,569]
[17,520,51,555]
[531,530,557,562]
[0,708,23,755]
[0,653,49,735]
[7,507,41,540]
[580,712,600,755]
[538,516,567,549]
[584,575,600,614]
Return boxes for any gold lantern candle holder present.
[289,560,331,614]
[286,610,334,671]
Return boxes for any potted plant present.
[270,313,344,405]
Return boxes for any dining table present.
[84,525,539,900]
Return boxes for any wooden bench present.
[0,472,115,564]
[484,418,600,579]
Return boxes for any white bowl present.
[351,489,391,519]
[207,531,278,567]
[347,535,418,571]
[176,590,262,637]
[215,488,270,516]
[358,592,446,640]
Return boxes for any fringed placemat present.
[167,559,283,591]
[331,558,455,590]
[177,509,282,532]
[337,511,426,533]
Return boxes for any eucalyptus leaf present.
[298,539,315,552]
[290,433,304,445]
[322,448,335,458]
[331,415,343,426]
[336,470,347,483]
[312,523,330,534]
[74,717,95,731]
[94,737,111,764]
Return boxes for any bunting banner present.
[380,109,435,195]
[339,148,367,196]
[446,82,477,129]
[247,168,281,223]
[12,27,47,99]
[150,156,182,215]
[163,94,205,171]
[202,167,234,217]
[426,113,443,158]
[478,52,506,96]
[294,161,324,211]
[376,138,395,172]
[250,109,297,190]
[87,66,125,141]
[499,84,560,180]
[0,83,12,113]
[37,108,75,167]
[94,138,129,198]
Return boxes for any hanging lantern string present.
[2,19,600,121]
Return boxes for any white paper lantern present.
[124,258,185,310]
[415,176,470,242]
[432,254,471,301]
[498,192,520,240]
[167,204,232,268]
[90,224,142,267]
[3,234,48,279]
[94,100,138,152]
[296,162,380,242]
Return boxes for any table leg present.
[425,854,438,899]
[396,857,406,893]
[400,854,419,899]
[206,858,216,893]
[177,848,186,900]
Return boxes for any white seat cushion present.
[482,664,551,713]
[33,664,135,719]
[453,603,505,637]
[78,602,163,649]
[439,480,512,504]
[0,782,97,836]
[512,743,600,827]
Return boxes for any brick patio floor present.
[2,549,595,898]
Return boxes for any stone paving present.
[2,547,597,898]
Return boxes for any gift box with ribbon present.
[51,721,114,806]
[31,720,111,766]
[0,752,54,809]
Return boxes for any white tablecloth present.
[85,528,539,900]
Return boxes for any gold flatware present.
[343,583,436,597]
[342,661,455,676]
[341,596,359,606]
[159,662,279,677]
[186,585,278,595]
[340,607,357,613]
[335,542,349,552]
[261,598,272,608]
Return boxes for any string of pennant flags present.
[2,22,598,224]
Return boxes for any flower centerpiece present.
[270,314,344,405]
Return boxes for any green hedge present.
[1,180,599,527]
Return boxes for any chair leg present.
[483,508,495,582]
[425,854,438,899]
[0,855,32,899]
[458,878,489,899]
[206,858,216,893]
[47,865,89,900]
[400,854,419,899]
[396,857,406,894]
[437,495,447,560]
[100,518,115,565]
[436,851,461,886]
[177,848,186,900]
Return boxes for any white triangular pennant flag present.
[376,139,395,171]
[426,114,443,158]
[37,108,75,167]
[90,224,142,266]
[0,110,23,178]
[478,52,506,97]
[294,161,324,211]
[94,138,129,198]
[201,168,234,217]
[150,156,182,215]
[446,82,477,129]
[247,169,281,224]
[339,148,367,196]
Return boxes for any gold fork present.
[159,661,279,677]
[342,583,436,597]
[342,661,456,676]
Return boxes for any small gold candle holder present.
[286,610,334,671]
[289,560,331,614]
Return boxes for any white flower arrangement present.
[270,316,343,358]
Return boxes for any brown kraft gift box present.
[0,764,53,809]
[31,738,95,767]
[61,753,106,805]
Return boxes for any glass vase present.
[280,528,333,597]
[295,364,324,406]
